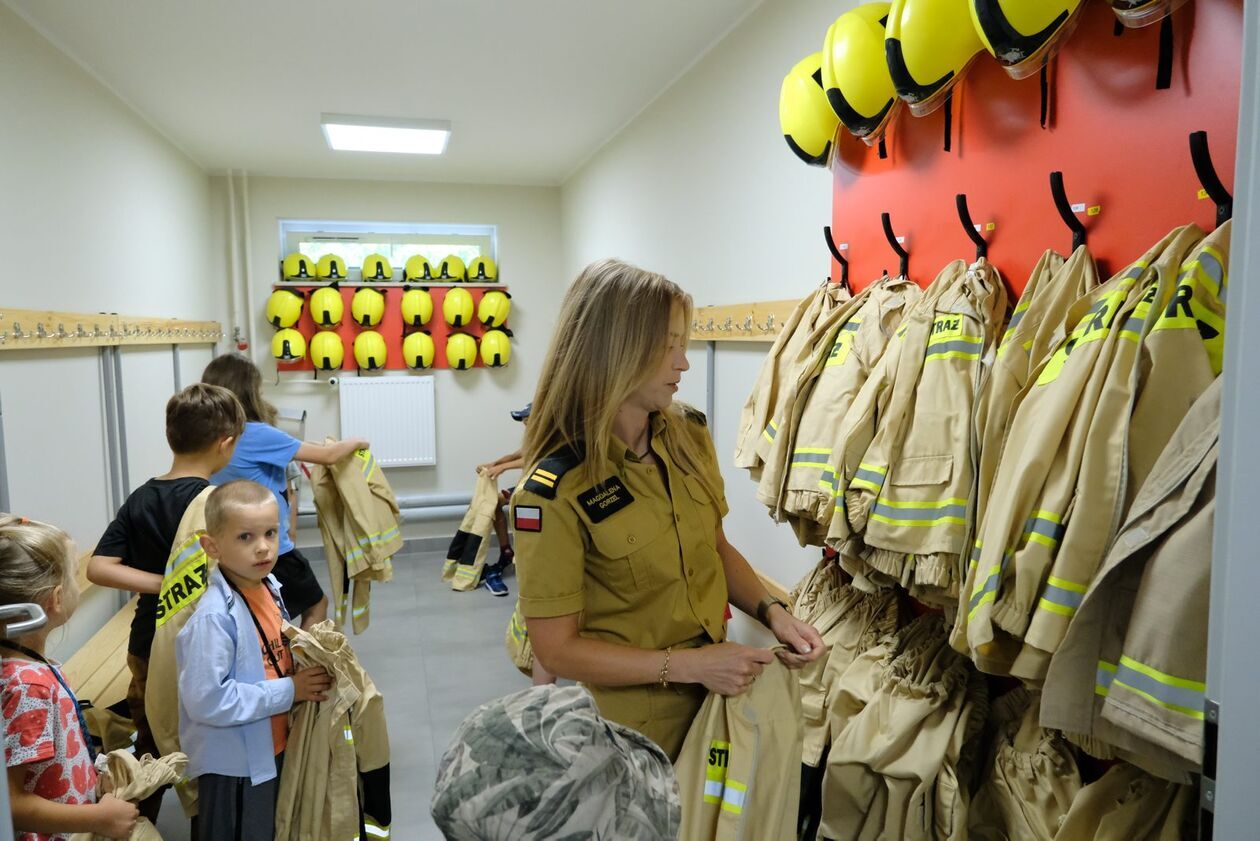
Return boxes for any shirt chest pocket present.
[682,475,719,536]
[586,507,673,592]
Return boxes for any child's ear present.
[47,583,64,617]
[221,436,238,455]
[199,533,219,559]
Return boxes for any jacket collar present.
[208,566,286,616]
[608,412,668,472]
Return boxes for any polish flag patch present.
[514,506,543,532]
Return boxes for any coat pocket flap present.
[891,454,953,487]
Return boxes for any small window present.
[278,220,495,278]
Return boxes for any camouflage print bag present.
[432,685,680,840]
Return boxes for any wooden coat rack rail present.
[690,299,800,342]
[0,308,222,352]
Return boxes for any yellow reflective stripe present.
[344,726,355,743]
[1047,576,1086,594]
[1118,655,1206,692]
[849,477,882,494]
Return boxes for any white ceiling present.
[7,0,761,185]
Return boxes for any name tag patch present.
[578,478,635,523]
[514,506,543,532]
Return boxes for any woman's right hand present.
[676,643,776,697]
[93,794,139,839]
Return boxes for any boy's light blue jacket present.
[176,567,293,784]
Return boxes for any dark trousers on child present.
[196,753,284,841]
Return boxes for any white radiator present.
[337,376,436,467]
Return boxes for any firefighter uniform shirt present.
[513,407,730,759]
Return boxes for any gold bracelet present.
[658,646,672,688]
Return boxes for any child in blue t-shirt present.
[202,354,367,629]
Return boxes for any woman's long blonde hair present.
[523,259,711,489]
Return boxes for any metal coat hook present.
[823,225,850,289]
[1189,131,1233,228]
[881,212,909,278]
[955,194,988,260]
[1050,171,1087,252]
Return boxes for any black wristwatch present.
[756,596,790,628]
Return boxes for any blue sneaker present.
[484,567,509,597]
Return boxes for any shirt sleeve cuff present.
[519,592,584,618]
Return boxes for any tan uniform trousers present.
[960,226,1198,674]
[442,471,500,591]
[954,248,1098,659]
[821,614,988,841]
[310,445,401,634]
[792,568,902,767]
[673,659,803,841]
[69,751,188,841]
[967,688,1081,841]
[589,679,708,763]
[734,283,848,477]
[275,621,391,841]
[1043,378,1220,782]
[1052,762,1196,841]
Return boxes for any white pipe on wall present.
[226,172,241,349]
[241,171,257,353]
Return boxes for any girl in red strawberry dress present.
[2,515,138,840]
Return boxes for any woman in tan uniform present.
[512,259,826,759]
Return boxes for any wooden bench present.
[64,551,135,714]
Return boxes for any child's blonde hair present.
[0,515,73,608]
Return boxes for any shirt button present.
[627,535,637,545]
[687,567,695,577]
[674,513,681,523]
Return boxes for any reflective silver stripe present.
[842,321,861,332]
[1111,657,1205,716]
[1023,515,1065,545]
[1198,248,1227,298]
[1121,315,1146,336]
[926,337,983,352]
[1039,581,1085,611]
[852,466,886,489]
[790,451,831,465]
[871,501,967,521]
[704,779,724,799]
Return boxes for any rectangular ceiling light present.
[321,113,450,155]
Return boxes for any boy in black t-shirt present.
[89,383,245,823]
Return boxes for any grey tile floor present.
[155,548,525,841]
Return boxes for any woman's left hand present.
[767,606,827,669]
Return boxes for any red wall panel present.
[831,1,1242,295]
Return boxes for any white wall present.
[0,2,219,657]
[562,0,855,597]
[223,175,564,544]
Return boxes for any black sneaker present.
[484,567,509,597]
